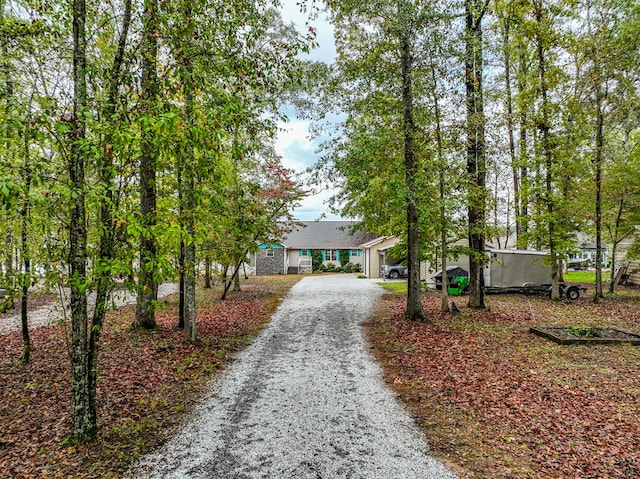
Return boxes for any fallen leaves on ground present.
[367,288,640,479]
[0,276,299,479]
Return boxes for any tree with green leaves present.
[69,0,92,441]
[464,0,489,309]
[135,0,160,330]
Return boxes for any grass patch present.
[564,270,597,284]
[376,281,407,294]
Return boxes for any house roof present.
[360,235,393,249]
[282,221,379,249]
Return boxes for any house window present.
[350,249,361,257]
[325,250,337,261]
[300,249,310,256]
[265,249,274,257]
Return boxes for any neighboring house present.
[613,226,640,285]
[567,232,610,268]
[253,221,378,275]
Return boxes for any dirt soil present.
[367,288,640,479]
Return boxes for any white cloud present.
[277,2,342,221]
[274,120,342,221]
[274,120,316,172]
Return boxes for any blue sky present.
[277,0,342,221]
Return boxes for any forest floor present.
[0,275,301,479]
[2,274,639,478]
[367,282,640,479]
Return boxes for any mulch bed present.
[367,288,640,479]
[531,326,640,344]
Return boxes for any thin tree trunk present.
[516,44,530,249]
[500,14,520,247]
[608,198,624,294]
[593,97,604,301]
[534,1,559,299]
[178,237,185,328]
[465,0,487,309]
[204,257,212,288]
[70,0,93,441]
[136,0,159,329]
[233,263,241,292]
[89,0,132,422]
[430,52,449,313]
[2,0,15,312]
[400,1,426,321]
[19,111,32,363]
[182,1,197,342]
[178,165,185,329]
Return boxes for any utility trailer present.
[484,282,586,300]
[483,249,586,300]
[431,249,587,300]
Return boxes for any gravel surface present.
[131,275,457,479]
[0,283,179,336]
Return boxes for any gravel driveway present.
[0,283,179,336]
[131,275,457,479]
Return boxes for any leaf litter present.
[366,288,640,479]
[0,276,299,479]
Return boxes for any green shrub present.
[311,250,324,271]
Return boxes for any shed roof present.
[282,221,379,249]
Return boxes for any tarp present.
[433,266,468,281]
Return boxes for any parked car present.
[380,263,408,279]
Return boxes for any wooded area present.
[0,0,311,441]
[316,0,640,314]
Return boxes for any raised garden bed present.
[530,326,640,345]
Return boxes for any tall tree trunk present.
[534,2,559,299]
[178,236,185,328]
[593,93,604,302]
[70,0,93,441]
[89,0,132,422]
[2,0,15,310]
[516,44,530,249]
[430,53,449,313]
[19,122,31,363]
[399,1,426,322]
[178,164,185,329]
[181,1,197,342]
[500,15,520,247]
[465,0,487,309]
[136,0,159,329]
